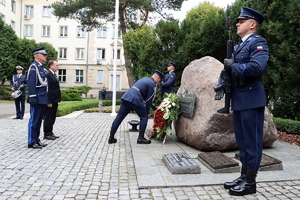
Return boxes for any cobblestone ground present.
[0,113,299,200]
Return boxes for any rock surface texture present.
[174,56,278,151]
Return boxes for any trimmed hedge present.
[273,117,300,135]
[57,99,122,117]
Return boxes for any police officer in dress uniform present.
[108,70,164,144]
[160,61,176,94]
[10,66,27,119]
[222,7,269,196]
[27,47,49,149]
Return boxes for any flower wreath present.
[152,93,180,140]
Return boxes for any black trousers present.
[43,103,58,135]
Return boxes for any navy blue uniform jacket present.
[27,61,49,105]
[231,34,269,110]
[121,77,157,114]
[10,74,27,96]
[161,71,176,93]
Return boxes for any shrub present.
[57,99,98,117]
[273,117,300,135]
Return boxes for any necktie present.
[54,73,59,81]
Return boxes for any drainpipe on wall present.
[19,0,22,37]
[85,31,89,86]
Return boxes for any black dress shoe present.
[20,117,23,120]
[229,181,256,196]
[137,137,151,144]
[108,138,117,144]
[224,174,245,189]
[43,135,56,140]
[28,144,43,149]
[51,133,59,138]
[38,142,47,147]
[13,116,20,119]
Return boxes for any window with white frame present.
[11,21,15,30]
[97,70,103,83]
[11,0,16,12]
[43,6,51,17]
[58,69,66,82]
[42,25,50,37]
[77,26,85,37]
[59,48,67,59]
[75,70,84,83]
[97,48,105,59]
[76,48,84,59]
[112,49,121,59]
[25,25,33,36]
[60,26,67,37]
[0,0,4,5]
[97,27,107,38]
[113,27,122,38]
[25,5,33,17]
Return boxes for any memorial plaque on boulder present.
[198,151,240,173]
[178,88,196,118]
[235,153,283,171]
[162,152,200,174]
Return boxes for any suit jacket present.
[231,33,269,111]
[46,70,61,104]
[27,60,49,104]
[10,74,27,96]
[121,77,156,114]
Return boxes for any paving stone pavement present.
[0,112,300,200]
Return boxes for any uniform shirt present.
[121,77,157,114]
[231,33,269,110]
[161,71,176,93]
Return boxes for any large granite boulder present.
[174,56,278,152]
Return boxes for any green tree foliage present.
[0,18,20,85]
[16,38,37,75]
[243,0,300,119]
[178,2,227,66]
[123,25,163,81]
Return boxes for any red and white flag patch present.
[257,46,263,50]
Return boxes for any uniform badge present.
[257,46,263,50]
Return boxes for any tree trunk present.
[119,6,135,87]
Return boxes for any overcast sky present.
[170,0,235,21]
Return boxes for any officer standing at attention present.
[222,7,269,196]
[43,60,61,140]
[108,70,164,145]
[160,61,176,94]
[27,47,49,149]
[10,66,27,119]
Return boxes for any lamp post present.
[111,0,119,116]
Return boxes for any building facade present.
[0,0,129,99]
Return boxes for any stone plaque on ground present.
[235,153,283,171]
[162,152,200,174]
[198,151,240,173]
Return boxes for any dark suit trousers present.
[111,100,148,134]
[43,103,58,135]
[233,107,265,171]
